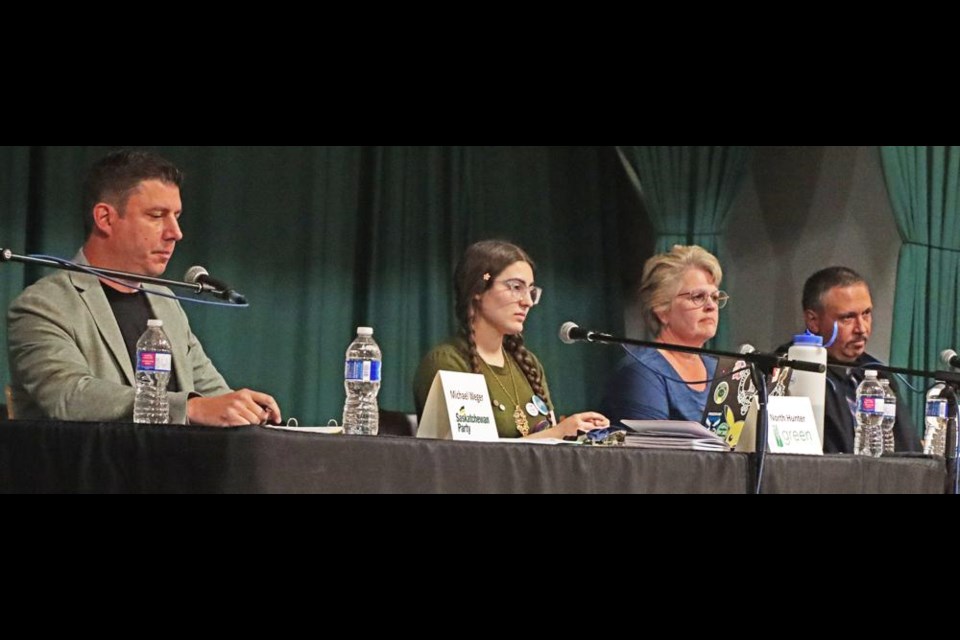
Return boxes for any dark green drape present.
[1,146,632,424]
[615,146,750,347]
[880,146,960,436]
[1,148,32,403]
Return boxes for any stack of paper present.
[620,420,731,452]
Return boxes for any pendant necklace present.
[482,348,530,436]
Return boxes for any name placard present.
[766,396,823,455]
[416,371,499,442]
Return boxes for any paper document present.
[260,424,344,435]
[619,420,730,452]
[500,437,574,445]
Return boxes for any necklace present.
[481,348,530,436]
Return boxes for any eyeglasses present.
[676,290,729,309]
[496,279,543,306]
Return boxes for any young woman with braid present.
[414,240,608,439]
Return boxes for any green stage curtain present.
[880,146,960,437]
[616,145,750,348]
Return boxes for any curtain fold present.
[616,146,750,347]
[0,147,33,397]
[1,146,630,424]
[881,146,960,436]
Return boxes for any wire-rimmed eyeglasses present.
[497,279,543,306]
[676,290,729,309]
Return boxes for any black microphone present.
[558,322,826,374]
[184,266,247,305]
[941,349,960,370]
[559,322,614,344]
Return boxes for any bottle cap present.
[147,319,163,328]
[792,331,823,346]
[864,369,878,378]
[357,327,373,337]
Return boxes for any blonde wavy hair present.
[638,245,723,337]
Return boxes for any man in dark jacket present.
[789,267,921,454]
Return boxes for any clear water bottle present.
[879,378,896,455]
[854,370,884,457]
[342,327,382,436]
[133,319,172,424]
[924,383,948,456]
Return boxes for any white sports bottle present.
[787,332,827,449]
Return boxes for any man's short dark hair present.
[802,266,868,312]
[82,149,183,236]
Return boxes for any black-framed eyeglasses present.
[676,290,729,309]
[497,279,543,306]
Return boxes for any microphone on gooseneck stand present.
[941,349,960,370]
[184,266,247,305]
[558,322,614,345]
[558,321,827,373]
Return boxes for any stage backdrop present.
[1,146,644,424]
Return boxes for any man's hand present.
[187,389,282,427]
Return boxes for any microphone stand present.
[933,381,960,495]
[571,331,826,374]
[2,248,218,297]
[568,331,825,495]
[749,360,770,496]
[827,359,960,384]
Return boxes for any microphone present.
[558,322,826,373]
[559,322,613,344]
[941,349,960,369]
[184,266,247,305]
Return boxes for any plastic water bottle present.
[854,370,884,457]
[342,327,382,436]
[133,319,172,424]
[879,378,896,455]
[924,383,948,456]
[787,331,828,449]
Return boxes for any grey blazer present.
[7,251,231,423]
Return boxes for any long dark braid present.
[462,324,484,375]
[504,334,551,412]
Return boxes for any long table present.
[0,420,947,494]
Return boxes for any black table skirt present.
[0,420,947,494]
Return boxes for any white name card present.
[766,396,823,455]
[416,371,499,442]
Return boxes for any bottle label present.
[345,359,381,382]
[926,400,948,419]
[137,351,172,372]
[857,396,884,414]
[884,403,896,418]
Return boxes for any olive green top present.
[413,336,554,438]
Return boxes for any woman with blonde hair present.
[599,245,729,424]
[414,240,608,439]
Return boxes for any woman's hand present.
[553,412,610,438]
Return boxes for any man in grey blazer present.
[6,150,282,427]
